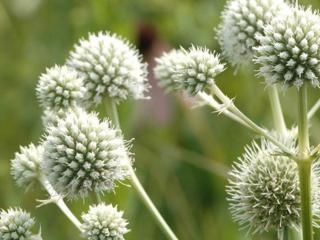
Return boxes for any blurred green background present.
[1,0,320,239]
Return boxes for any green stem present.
[129,168,178,240]
[209,85,295,157]
[297,85,313,240]
[105,100,179,240]
[278,227,289,240]
[39,176,82,231]
[268,85,287,135]
[298,160,313,240]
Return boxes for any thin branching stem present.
[38,175,82,231]
[105,100,179,240]
[200,85,295,158]
[267,85,287,135]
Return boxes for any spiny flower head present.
[227,138,320,234]
[11,144,43,190]
[154,49,185,92]
[178,47,224,94]
[67,32,149,107]
[156,47,224,95]
[255,6,320,88]
[217,0,289,66]
[42,107,131,199]
[36,65,86,111]
[81,204,129,240]
[0,208,35,240]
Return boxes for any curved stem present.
[105,100,179,240]
[208,85,295,157]
[268,85,287,135]
[297,85,313,240]
[308,99,320,121]
[197,92,250,128]
[39,175,82,231]
[129,168,178,240]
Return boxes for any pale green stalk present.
[106,100,179,240]
[38,175,82,231]
[268,85,287,135]
[205,85,295,157]
[297,85,313,240]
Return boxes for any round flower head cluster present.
[179,47,225,94]
[154,49,185,92]
[42,107,131,199]
[255,6,320,88]
[36,65,86,111]
[0,208,35,240]
[227,138,320,234]
[67,32,149,107]
[11,144,43,190]
[217,0,288,66]
[157,47,224,95]
[81,204,129,240]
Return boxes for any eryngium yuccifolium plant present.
[67,32,149,107]
[178,47,225,94]
[11,144,43,190]
[36,65,86,111]
[42,107,131,199]
[217,0,288,67]
[227,139,320,234]
[81,204,129,240]
[155,47,225,95]
[154,49,185,92]
[0,208,35,240]
[255,6,320,88]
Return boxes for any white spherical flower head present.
[0,208,35,240]
[36,65,86,111]
[154,49,185,92]
[176,47,225,95]
[255,6,320,88]
[217,0,288,66]
[227,138,320,234]
[67,32,149,106]
[81,204,129,240]
[42,108,131,199]
[11,144,43,190]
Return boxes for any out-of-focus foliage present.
[1,0,320,239]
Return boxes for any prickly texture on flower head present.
[164,47,224,95]
[179,47,224,94]
[227,138,320,234]
[0,208,35,240]
[11,144,43,190]
[217,0,288,67]
[41,107,77,128]
[67,32,149,107]
[42,107,131,199]
[36,65,86,111]
[255,6,320,88]
[81,204,129,240]
[154,49,185,92]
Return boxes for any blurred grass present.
[1,0,320,239]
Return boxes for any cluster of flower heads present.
[9,30,152,239]
[255,6,320,88]
[67,32,149,107]
[35,32,149,126]
[154,47,225,94]
[81,204,129,240]
[42,108,131,199]
[227,137,320,234]
[0,208,40,240]
[217,0,289,66]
